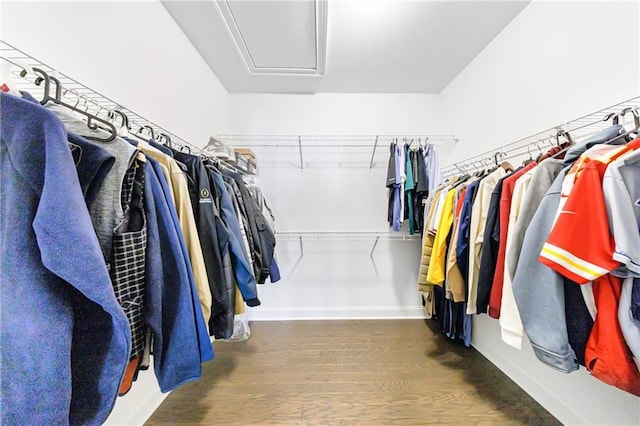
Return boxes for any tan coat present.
[137,142,213,325]
[446,182,473,302]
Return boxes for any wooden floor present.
[147,320,559,425]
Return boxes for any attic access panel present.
[218,0,328,75]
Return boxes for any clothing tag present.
[1,83,9,93]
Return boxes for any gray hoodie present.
[511,125,625,373]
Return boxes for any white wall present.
[1,2,230,425]
[442,0,640,163]
[229,93,447,134]
[440,1,640,424]
[228,93,451,320]
[1,0,230,144]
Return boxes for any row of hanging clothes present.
[418,106,640,396]
[0,67,279,424]
[386,139,442,234]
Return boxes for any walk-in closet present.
[1,1,639,425]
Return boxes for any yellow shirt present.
[418,188,443,289]
[426,187,456,285]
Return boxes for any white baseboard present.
[127,387,169,426]
[248,305,428,321]
[105,369,169,426]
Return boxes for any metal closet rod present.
[441,95,640,176]
[0,41,245,172]
[276,231,421,240]
[276,232,421,265]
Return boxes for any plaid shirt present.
[111,158,147,358]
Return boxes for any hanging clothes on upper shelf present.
[386,139,442,233]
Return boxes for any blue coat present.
[0,93,131,424]
[143,159,210,391]
[146,158,214,365]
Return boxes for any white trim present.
[104,370,169,426]
[123,388,168,426]
[248,306,428,321]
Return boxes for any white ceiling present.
[162,0,529,94]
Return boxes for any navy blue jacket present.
[171,151,233,338]
[1,93,131,424]
[456,179,481,287]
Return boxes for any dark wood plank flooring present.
[146,320,559,425]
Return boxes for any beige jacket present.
[137,142,213,325]
[467,167,508,314]
[445,182,471,302]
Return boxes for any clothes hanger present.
[158,133,173,148]
[108,110,132,137]
[548,132,574,159]
[493,152,502,165]
[32,68,116,142]
[180,143,192,154]
[500,158,513,171]
[137,124,156,140]
[527,144,534,161]
[555,129,573,146]
[620,107,639,136]
[472,159,487,177]
[604,112,620,125]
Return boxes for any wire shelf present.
[276,231,421,241]
[215,134,459,169]
[0,40,212,158]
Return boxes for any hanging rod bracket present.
[369,235,380,259]
[298,135,304,169]
[369,135,379,169]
